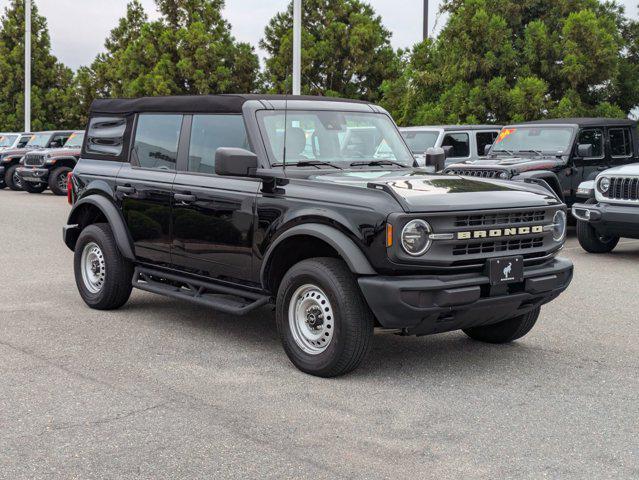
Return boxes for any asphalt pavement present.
[0,189,637,479]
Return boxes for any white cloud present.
[0,0,636,70]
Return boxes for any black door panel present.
[171,174,260,282]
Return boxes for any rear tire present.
[22,181,47,194]
[4,164,23,191]
[463,307,540,344]
[276,257,374,377]
[74,223,133,310]
[49,166,72,196]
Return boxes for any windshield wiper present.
[492,149,515,155]
[273,160,343,170]
[517,149,544,156]
[350,160,407,168]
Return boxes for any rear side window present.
[17,135,30,148]
[578,129,604,158]
[609,128,633,157]
[86,116,128,157]
[442,133,470,158]
[132,114,182,171]
[188,115,250,174]
[477,131,499,157]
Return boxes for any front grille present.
[455,210,546,227]
[606,177,639,201]
[23,153,45,167]
[453,237,545,256]
[447,169,504,178]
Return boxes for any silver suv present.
[400,125,502,168]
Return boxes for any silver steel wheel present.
[13,171,22,189]
[288,284,335,355]
[57,173,67,191]
[80,242,106,294]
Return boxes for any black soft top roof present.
[514,117,637,128]
[89,94,371,115]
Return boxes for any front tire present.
[4,164,23,191]
[463,307,540,344]
[49,166,72,195]
[576,220,619,253]
[276,257,374,377]
[22,181,47,194]
[74,223,133,310]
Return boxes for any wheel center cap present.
[305,306,324,329]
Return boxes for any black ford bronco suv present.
[445,118,639,207]
[0,130,74,191]
[63,95,573,377]
[17,131,85,195]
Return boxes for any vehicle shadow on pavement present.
[118,293,552,380]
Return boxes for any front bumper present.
[16,166,49,183]
[358,257,573,335]
[572,202,639,238]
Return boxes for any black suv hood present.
[448,155,566,172]
[311,169,560,213]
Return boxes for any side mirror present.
[442,145,454,159]
[577,143,594,158]
[49,141,61,148]
[425,147,446,172]
[215,148,258,177]
[484,144,492,156]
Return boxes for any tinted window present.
[442,133,470,158]
[86,116,127,156]
[578,129,603,158]
[188,115,249,174]
[477,131,499,157]
[17,135,30,148]
[609,128,633,157]
[133,114,182,170]
[401,130,439,154]
[50,133,71,148]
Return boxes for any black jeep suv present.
[63,95,573,377]
[445,118,639,206]
[0,130,74,191]
[17,131,85,195]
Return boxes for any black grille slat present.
[455,210,546,228]
[23,154,45,167]
[453,237,545,256]
[605,177,639,201]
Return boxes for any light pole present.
[292,0,301,95]
[423,0,429,40]
[24,0,31,132]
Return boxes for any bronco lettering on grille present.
[457,225,544,240]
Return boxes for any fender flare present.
[49,156,77,169]
[66,194,135,261]
[512,170,564,201]
[260,223,376,286]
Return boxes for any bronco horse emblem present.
[503,262,513,280]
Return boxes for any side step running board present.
[132,267,270,316]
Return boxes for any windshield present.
[401,130,440,154]
[257,110,414,167]
[493,127,575,154]
[64,132,85,148]
[0,134,18,147]
[26,133,52,148]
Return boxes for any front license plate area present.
[488,256,524,285]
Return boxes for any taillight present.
[67,172,74,205]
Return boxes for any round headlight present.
[552,210,567,242]
[401,220,432,256]
[598,177,610,193]
[499,171,510,179]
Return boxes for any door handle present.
[117,185,135,194]
[174,193,197,203]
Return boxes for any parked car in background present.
[400,125,502,168]
[0,130,74,191]
[572,163,639,253]
[17,131,85,195]
[63,95,572,377]
[444,118,639,206]
[0,132,31,152]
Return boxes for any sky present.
[0,0,637,70]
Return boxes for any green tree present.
[0,0,80,130]
[382,0,639,125]
[79,0,259,106]
[260,0,401,102]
